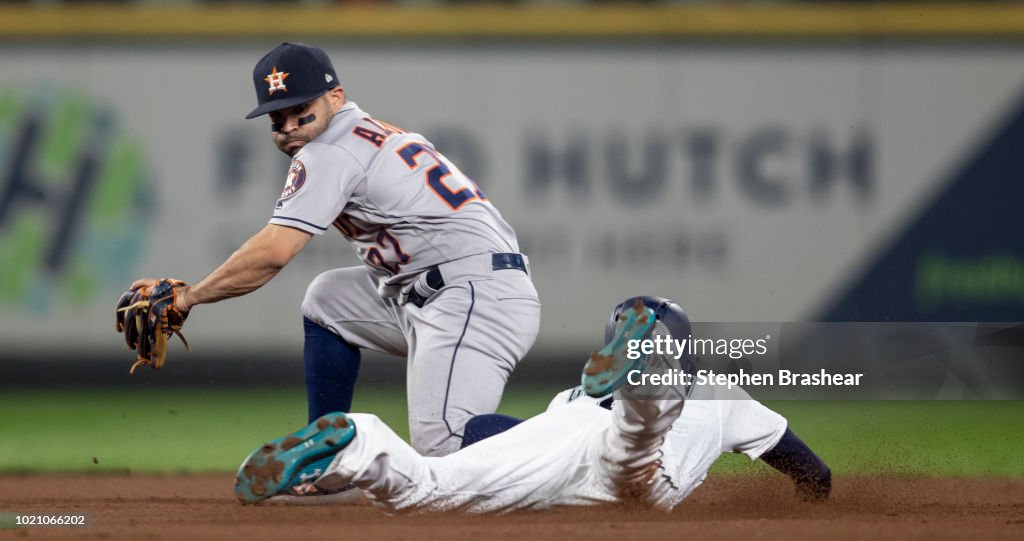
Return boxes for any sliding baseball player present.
[234,296,831,510]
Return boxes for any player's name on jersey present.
[627,369,864,389]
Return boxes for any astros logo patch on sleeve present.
[280,160,306,200]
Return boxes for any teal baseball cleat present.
[581,299,657,397]
[234,412,356,504]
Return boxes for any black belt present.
[408,253,527,308]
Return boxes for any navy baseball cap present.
[246,42,340,119]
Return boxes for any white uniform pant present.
[301,258,541,457]
[316,385,787,513]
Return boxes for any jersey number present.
[397,143,486,210]
[366,229,411,275]
[333,215,411,275]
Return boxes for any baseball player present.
[128,42,540,460]
[234,296,832,511]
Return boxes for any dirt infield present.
[3,475,1023,540]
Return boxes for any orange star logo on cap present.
[265,66,289,95]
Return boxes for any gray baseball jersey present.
[278,101,541,457]
[270,101,519,286]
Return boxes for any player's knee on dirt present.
[460,414,523,448]
[760,428,832,502]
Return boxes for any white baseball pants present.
[315,385,787,513]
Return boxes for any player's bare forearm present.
[130,224,312,311]
[183,224,312,308]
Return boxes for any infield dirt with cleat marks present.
[3,474,1022,540]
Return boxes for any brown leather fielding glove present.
[115,278,191,374]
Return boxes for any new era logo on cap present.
[246,42,340,119]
